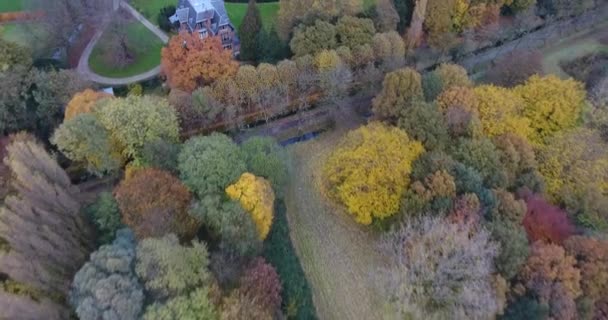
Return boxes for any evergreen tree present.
[394,0,414,33]
[239,0,263,62]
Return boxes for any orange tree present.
[114,168,199,240]
[161,32,239,92]
[323,122,425,225]
[64,89,113,121]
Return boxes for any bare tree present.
[379,217,500,320]
[101,10,134,68]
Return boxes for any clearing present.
[88,21,164,78]
[541,24,608,78]
[130,0,279,30]
[283,102,386,320]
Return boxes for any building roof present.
[175,0,233,32]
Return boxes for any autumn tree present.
[380,217,499,319]
[473,85,533,139]
[277,0,362,40]
[64,89,112,121]
[537,128,608,228]
[70,229,144,320]
[323,123,425,224]
[143,287,218,320]
[289,20,337,57]
[114,168,199,240]
[0,38,32,71]
[140,139,181,174]
[52,114,121,175]
[405,0,428,48]
[239,258,282,313]
[522,194,576,245]
[178,133,246,198]
[564,236,608,308]
[374,0,400,32]
[397,100,449,150]
[493,133,539,190]
[335,16,376,49]
[372,67,423,119]
[136,234,212,300]
[0,136,94,319]
[239,0,263,61]
[434,63,472,89]
[519,242,582,319]
[220,289,273,320]
[372,31,406,70]
[97,95,180,164]
[162,32,238,92]
[515,75,586,142]
[226,173,275,240]
[487,217,529,280]
[485,49,543,87]
[450,137,507,188]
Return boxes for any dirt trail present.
[284,102,386,320]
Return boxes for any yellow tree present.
[515,75,586,142]
[473,85,533,140]
[226,173,275,239]
[323,122,425,225]
[372,67,423,119]
[64,89,113,120]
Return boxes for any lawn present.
[89,21,164,78]
[0,0,23,12]
[0,22,50,57]
[130,0,279,30]
[225,2,279,30]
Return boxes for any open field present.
[130,0,279,30]
[0,0,23,12]
[89,21,164,78]
[283,101,386,320]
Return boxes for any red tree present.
[239,257,282,312]
[522,194,576,245]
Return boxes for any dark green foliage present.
[487,218,529,280]
[397,101,449,151]
[70,229,144,320]
[257,27,290,63]
[190,198,261,257]
[141,139,182,174]
[450,138,507,188]
[241,136,288,197]
[422,72,444,102]
[501,295,549,320]
[158,6,177,32]
[394,0,414,33]
[85,192,123,245]
[263,201,317,320]
[239,0,263,61]
[451,163,496,208]
[178,133,246,198]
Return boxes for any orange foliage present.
[114,168,199,240]
[436,86,478,113]
[161,32,239,92]
[64,89,112,120]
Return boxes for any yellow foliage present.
[515,75,586,143]
[323,122,425,225]
[314,49,342,72]
[226,173,275,239]
[64,89,112,120]
[436,86,478,113]
[473,85,533,140]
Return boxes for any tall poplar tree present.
[239,0,263,62]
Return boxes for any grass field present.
[282,102,386,320]
[0,0,23,12]
[130,0,279,30]
[0,22,50,57]
[89,21,164,78]
[541,22,608,78]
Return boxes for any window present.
[221,32,231,42]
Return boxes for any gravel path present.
[76,1,168,86]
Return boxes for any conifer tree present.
[239,0,263,62]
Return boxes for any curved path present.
[76,1,168,86]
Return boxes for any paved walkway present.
[76,1,169,86]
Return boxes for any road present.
[76,1,168,86]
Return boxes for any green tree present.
[335,16,376,49]
[143,287,218,320]
[487,217,529,280]
[141,139,181,174]
[178,133,246,198]
[51,114,121,175]
[394,0,414,33]
[239,0,263,61]
[241,137,288,197]
[84,192,123,245]
[136,234,212,300]
[256,27,289,63]
[372,67,423,119]
[0,38,32,71]
[450,138,507,188]
[397,100,449,151]
[290,20,337,57]
[97,95,180,164]
[70,229,144,320]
